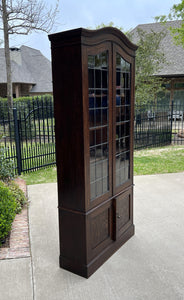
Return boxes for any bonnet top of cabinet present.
[48,27,138,56]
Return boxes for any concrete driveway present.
[0,172,184,299]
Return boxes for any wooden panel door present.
[87,200,114,261]
[115,188,133,239]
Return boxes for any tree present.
[93,23,166,105]
[95,21,123,32]
[155,0,184,47]
[0,0,59,108]
[130,28,166,105]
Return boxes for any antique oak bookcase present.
[49,27,137,278]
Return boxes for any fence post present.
[13,108,22,175]
[170,100,174,144]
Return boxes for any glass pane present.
[121,57,126,70]
[126,89,131,105]
[125,105,130,121]
[116,54,121,67]
[88,56,95,68]
[95,70,101,88]
[88,51,109,200]
[90,130,95,147]
[95,54,101,67]
[102,71,108,88]
[115,53,131,187]
[89,109,95,128]
[174,90,184,106]
[120,73,125,88]
[126,61,130,71]
[88,69,94,89]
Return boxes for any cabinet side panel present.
[51,44,85,211]
[59,209,87,270]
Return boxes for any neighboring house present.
[0,45,52,98]
[130,20,184,106]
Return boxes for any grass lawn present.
[134,145,184,175]
[20,145,184,185]
[20,166,57,185]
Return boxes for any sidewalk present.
[0,173,184,300]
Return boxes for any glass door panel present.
[115,53,131,187]
[88,51,109,200]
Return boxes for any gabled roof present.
[130,20,184,77]
[0,45,52,93]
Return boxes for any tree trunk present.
[2,0,13,109]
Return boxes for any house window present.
[157,90,171,107]
[174,82,184,89]
[173,90,184,106]
[162,83,171,89]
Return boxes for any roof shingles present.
[0,45,52,93]
[130,20,184,77]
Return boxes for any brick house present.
[0,45,52,98]
[130,20,184,106]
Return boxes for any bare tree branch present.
[0,0,59,34]
[0,0,60,107]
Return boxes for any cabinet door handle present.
[117,215,121,219]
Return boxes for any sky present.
[0,0,180,60]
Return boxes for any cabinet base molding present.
[60,224,134,278]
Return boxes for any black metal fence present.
[0,97,55,174]
[134,101,184,150]
[0,97,184,175]
[169,102,184,146]
[134,103,171,150]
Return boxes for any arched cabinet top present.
[49,27,138,58]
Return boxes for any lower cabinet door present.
[87,200,114,261]
[86,188,133,261]
[115,188,133,239]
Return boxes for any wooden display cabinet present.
[49,27,137,278]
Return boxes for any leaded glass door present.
[87,45,133,203]
[113,46,133,193]
[88,47,112,203]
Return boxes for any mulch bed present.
[0,233,10,248]
[0,178,30,260]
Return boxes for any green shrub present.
[0,95,53,120]
[0,181,17,245]
[8,181,27,214]
[0,147,14,182]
